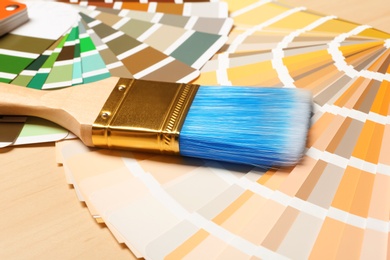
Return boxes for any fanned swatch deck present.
[2,0,390,259]
[0,0,231,147]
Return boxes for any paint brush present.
[0,77,312,167]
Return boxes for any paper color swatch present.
[53,0,390,259]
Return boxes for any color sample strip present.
[262,208,299,255]
[79,5,233,35]
[360,161,390,259]
[78,21,112,83]
[80,13,199,82]
[309,172,371,258]
[81,8,227,69]
[246,154,355,256]
[59,0,215,3]
[263,9,324,31]
[72,26,83,85]
[213,191,284,248]
[328,27,390,83]
[351,118,385,167]
[59,142,145,257]
[283,49,342,88]
[253,157,324,225]
[43,25,79,89]
[292,158,341,211]
[222,28,340,53]
[224,29,289,52]
[255,167,293,192]
[228,1,299,27]
[116,2,229,18]
[329,166,373,251]
[222,0,262,14]
[0,117,26,148]
[364,48,390,74]
[279,35,353,103]
[342,42,385,68]
[13,117,71,146]
[10,37,63,87]
[307,83,374,169]
[80,20,133,78]
[0,34,48,83]
[309,114,360,160]
[155,228,233,259]
[356,27,390,40]
[221,6,311,54]
[27,33,69,89]
[194,59,282,86]
[66,1,229,18]
[340,41,388,72]
[309,217,345,259]
[277,211,321,258]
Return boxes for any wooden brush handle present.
[0,77,120,146]
[0,83,46,115]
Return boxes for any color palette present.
[57,1,229,18]
[53,0,390,259]
[0,1,79,146]
[0,0,231,147]
[86,6,233,35]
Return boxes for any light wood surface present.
[1,1,388,259]
[0,143,136,259]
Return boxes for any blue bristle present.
[179,86,312,167]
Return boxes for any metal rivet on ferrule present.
[118,85,126,91]
[101,112,110,119]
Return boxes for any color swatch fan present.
[55,0,390,259]
[0,0,231,147]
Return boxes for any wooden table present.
[1,0,388,259]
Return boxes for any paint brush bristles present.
[179,86,312,167]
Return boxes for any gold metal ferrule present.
[92,78,199,154]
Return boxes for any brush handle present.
[0,77,120,145]
[0,82,56,116]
